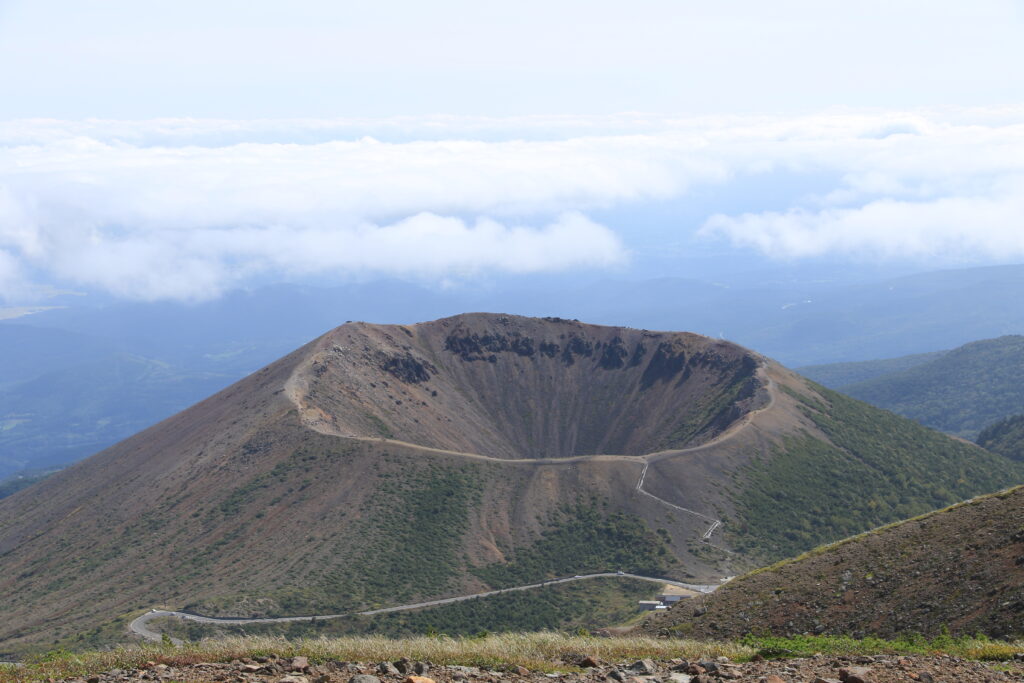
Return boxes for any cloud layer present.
[1,108,1024,300]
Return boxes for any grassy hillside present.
[978,414,1024,461]
[835,335,1024,439]
[728,383,1024,562]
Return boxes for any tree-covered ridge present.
[730,383,1024,562]
[978,414,1024,462]
[838,335,1024,439]
[797,350,947,389]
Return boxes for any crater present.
[292,313,768,459]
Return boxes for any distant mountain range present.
[0,314,1017,655]
[1,263,1023,481]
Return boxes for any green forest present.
[978,414,1024,461]
[834,335,1024,439]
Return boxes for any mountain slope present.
[978,414,1024,462]
[0,314,1018,655]
[648,485,1024,640]
[834,335,1024,439]
[797,350,948,389]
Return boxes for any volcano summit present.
[288,314,767,460]
[0,314,1017,654]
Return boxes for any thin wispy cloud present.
[1,108,1023,301]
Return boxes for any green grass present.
[0,633,755,682]
[740,632,1023,661]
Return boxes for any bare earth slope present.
[646,485,1024,640]
[0,314,1018,655]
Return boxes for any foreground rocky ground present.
[49,654,1024,683]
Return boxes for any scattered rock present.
[449,667,482,676]
[46,653,1024,683]
[379,663,401,676]
[630,660,657,676]
[350,675,381,683]
[838,666,872,683]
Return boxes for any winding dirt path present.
[130,572,721,643]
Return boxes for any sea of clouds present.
[1,108,1023,301]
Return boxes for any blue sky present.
[0,1,1023,301]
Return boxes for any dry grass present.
[0,633,755,682]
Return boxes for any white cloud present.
[703,191,1024,260]
[42,212,625,301]
[2,108,1024,300]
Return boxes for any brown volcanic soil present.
[644,485,1024,640]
